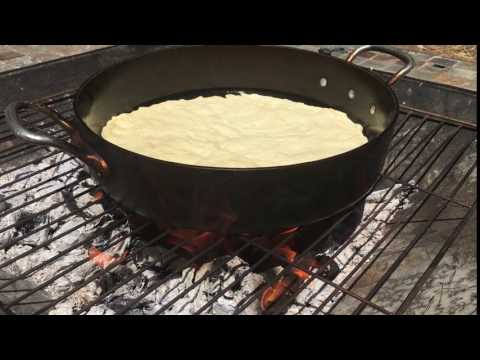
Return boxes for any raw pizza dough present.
[101,93,368,168]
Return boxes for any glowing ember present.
[88,246,127,270]
[261,241,321,312]
[261,276,293,311]
[85,154,109,175]
[93,191,104,202]
[166,230,216,255]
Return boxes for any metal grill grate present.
[0,90,476,315]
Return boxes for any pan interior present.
[76,46,397,144]
[105,88,378,142]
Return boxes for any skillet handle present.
[4,102,109,178]
[346,45,415,87]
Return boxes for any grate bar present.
[154,242,255,315]
[254,123,467,313]
[398,127,466,186]
[0,155,74,192]
[223,173,427,315]
[0,166,81,203]
[401,105,477,131]
[262,191,406,314]
[386,117,429,169]
[395,200,477,314]
[385,122,445,178]
[116,239,226,315]
[350,143,476,315]
[232,181,404,314]
[7,221,152,311]
[0,150,63,178]
[0,107,74,139]
[0,90,76,120]
[388,117,424,153]
[388,112,418,148]
[0,141,66,169]
[324,138,475,315]
[0,301,15,315]
[234,235,393,315]
[0,204,120,281]
[0,177,81,220]
[0,89,476,316]
[73,233,201,315]
[0,196,100,255]
[386,126,464,192]
[193,195,382,315]
[191,232,306,315]
[0,211,127,312]
[387,217,466,225]
[0,186,98,243]
[34,230,164,314]
[283,128,473,314]
[399,126,463,181]
[382,174,471,209]
[0,128,67,160]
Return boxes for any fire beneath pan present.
[0,153,418,315]
[85,219,346,312]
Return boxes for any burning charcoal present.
[315,255,341,281]
[14,211,48,236]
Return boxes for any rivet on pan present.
[370,105,376,115]
[348,90,356,100]
[320,78,328,88]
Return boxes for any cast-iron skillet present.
[5,45,415,234]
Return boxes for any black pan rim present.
[73,45,400,173]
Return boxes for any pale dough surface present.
[102,93,368,168]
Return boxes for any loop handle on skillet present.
[4,102,108,178]
[346,45,415,87]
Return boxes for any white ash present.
[287,183,417,315]
[1,151,417,315]
[0,153,265,315]
[101,256,266,315]
[0,153,131,313]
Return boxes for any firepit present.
[0,46,477,315]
